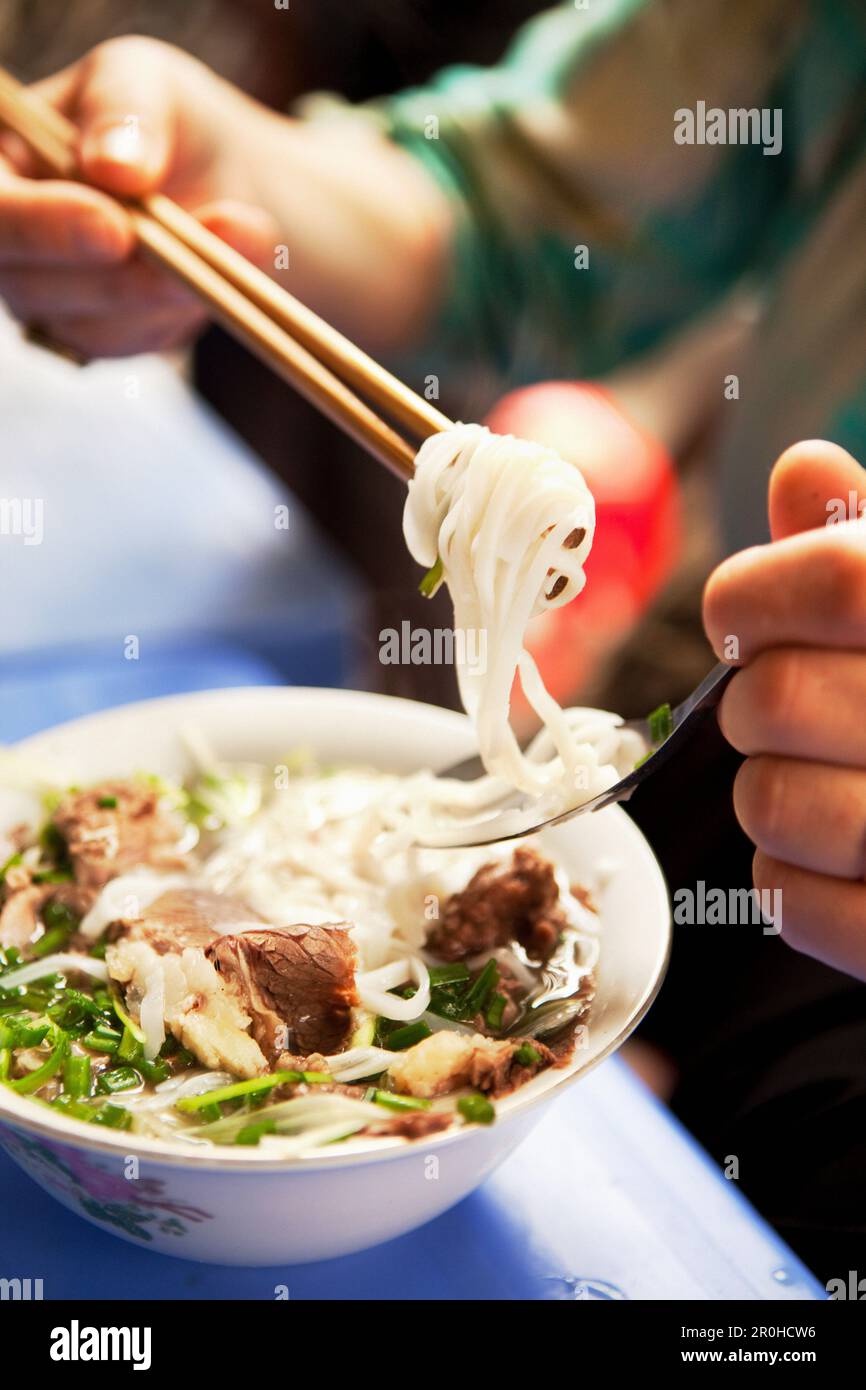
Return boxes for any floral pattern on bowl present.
[0,1127,212,1243]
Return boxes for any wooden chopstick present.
[0,65,449,480]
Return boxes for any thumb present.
[194,199,279,269]
[768,439,866,540]
[74,40,175,196]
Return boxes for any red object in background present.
[484,382,680,718]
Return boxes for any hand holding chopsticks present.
[0,64,451,480]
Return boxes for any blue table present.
[0,651,825,1301]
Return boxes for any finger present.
[703,519,866,663]
[0,256,196,319]
[719,647,866,765]
[0,175,132,264]
[769,439,866,540]
[734,755,866,879]
[72,39,176,196]
[754,850,866,982]
[32,307,205,359]
[194,199,280,269]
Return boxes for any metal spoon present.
[418,661,734,848]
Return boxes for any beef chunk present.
[0,872,92,952]
[52,780,190,890]
[386,1028,558,1099]
[365,1110,452,1140]
[426,847,567,963]
[206,924,358,1060]
[109,889,262,955]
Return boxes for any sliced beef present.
[426,847,567,963]
[52,780,190,891]
[106,888,271,1079]
[108,888,262,955]
[206,924,359,1061]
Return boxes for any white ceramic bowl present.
[0,687,670,1265]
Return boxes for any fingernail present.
[92,120,144,166]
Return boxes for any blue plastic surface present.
[0,1060,823,1300]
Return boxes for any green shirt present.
[351,0,866,547]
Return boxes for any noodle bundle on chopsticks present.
[404,424,642,816]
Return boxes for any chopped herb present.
[382,1020,432,1051]
[9,1026,69,1093]
[234,1119,278,1146]
[0,852,23,881]
[458,1093,495,1125]
[117,1026,145,1065]
[91,1102,132,1130]
[62,1054,93,1098]
[462,958,499,1016]
[513,1043,542,1067]
[81,1025,122,1054]
[96,1066,142,1094]
[107,984,146,1046]
[175,1071,294,1114]
[647,701,673,745]
[369,1089,431,1113]
[486,993,507,1031]
[96,795,118,809]
[428,963,471,986]
[32,869,74,885]
[418,554,443,598]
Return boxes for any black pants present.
[628,718,866,1286]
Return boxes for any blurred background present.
[0,0,741,728]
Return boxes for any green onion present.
[368,1089,431,1113]
[91,1102,132,1130]
[0,852,23,881]
[138,1057,170,1085]
[513,1043,542,1067]
[107,984,146,1046]
[648,701,673,745]
[96,795,118,809]
[458,1093,495,1125]
[9,1027,69,1093]
[117,1025,144,1064]
[0,1048,10,1081]
[175,1071,293,1114]
[428,963,471,986]
[31,927,72,959]
[32,899,79,956]
[32,869,74,885]
[62,1054,93,1098]
[462,958,499,1017]
[81,1026,121,1054]
[382,1020,432,1051]
[234,1119,278,1146]
[486,993,507,1031]
[96,1066,142,1094]
[418,554,443,597]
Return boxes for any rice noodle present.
[79,870,191,941]
[0,953,108,990]
[356,956,430,1021]
[404,423,644,815]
